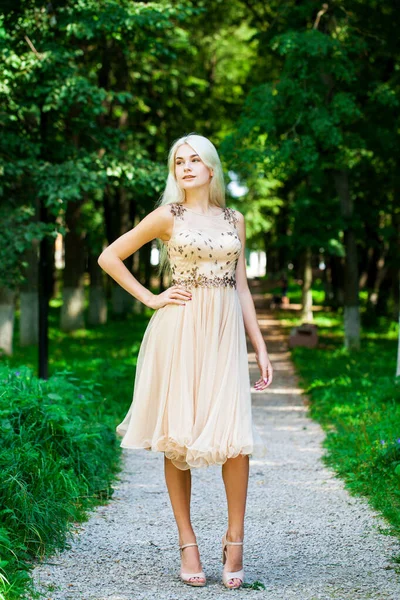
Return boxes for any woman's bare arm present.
[97,205,191,309]
[235,210,273,388]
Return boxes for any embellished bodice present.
[164,202,242,288]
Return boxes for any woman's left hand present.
[254,349,273,390]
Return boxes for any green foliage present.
[222,0,400,294]
[0,290,152,598]
[0,0,203,289]
[223,22,367,248]
[0,205,60,288]
[242,580,266,590]
[0,0,267,294]
[0,364,121,600]
[280,308,400,537]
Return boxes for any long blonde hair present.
[155,133,226,277]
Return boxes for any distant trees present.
[0,0,398,370]
[0,0,255,367]
[223,0,399,352]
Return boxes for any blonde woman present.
[98,133,272,589]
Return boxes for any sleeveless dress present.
[116,202,266,470]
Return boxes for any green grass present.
[5,297,152,423]
[0,364,124,600]
[274,302,400,554]
[0,297,153,600]
[269,274,398,321]
[269,275,327,305]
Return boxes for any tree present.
[223,0,400,350]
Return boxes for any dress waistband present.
[171,273,236,288]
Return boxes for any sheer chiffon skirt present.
[116,286,266,470]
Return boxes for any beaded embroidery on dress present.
[116,202,266,470]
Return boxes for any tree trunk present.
[376,264,397,318]
[104,186,134,316]
[300,246,313,322]
[334,170,360,350]
[322,258,333,306]
[88,251,107,325]
[362,235,380,290]
[397,275,400,377]
[263,232,269,274]
[143,240,152,290]
[0,286,16,356]
[130,199,145,314]
[373,209,399,319]
[113,188,134,315]
[20,237,39,346]
[328,254,344,309]
[276,207,290,273]
[367,245,388,310]
[60,200,86,331]
[38,108,54,379]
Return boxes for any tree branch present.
[313,3,329,30]
[24,35,44,60]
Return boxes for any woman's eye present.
[176,158,200,165]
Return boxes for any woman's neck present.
[183,187,211,211]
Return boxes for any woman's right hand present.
[149,285,192,310]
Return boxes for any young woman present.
[98,133,273,589]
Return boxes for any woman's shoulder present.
[156,202,183,214]
[156,203,243,226]
[224,206,242,227]
[167,202,187,219]
[152,203,181,218]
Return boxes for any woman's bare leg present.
[221,454,249,585]
[163,455,204,580]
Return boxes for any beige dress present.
[116,202,266,470]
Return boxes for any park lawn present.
[6,297,153,421]
[273,298,400,544]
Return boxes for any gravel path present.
[29,306,400,600]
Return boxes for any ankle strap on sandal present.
[180,542,198,550]
[225,540,243,545]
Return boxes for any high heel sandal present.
[179,542,206,587]
[221,533,244,589]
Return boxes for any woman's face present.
[174,143,213,190]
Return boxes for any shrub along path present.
[29,298,400,600]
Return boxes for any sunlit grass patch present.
[275,303,400,539]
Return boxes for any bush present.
[0,365,121,600]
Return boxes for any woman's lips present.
[183,176,195,180]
